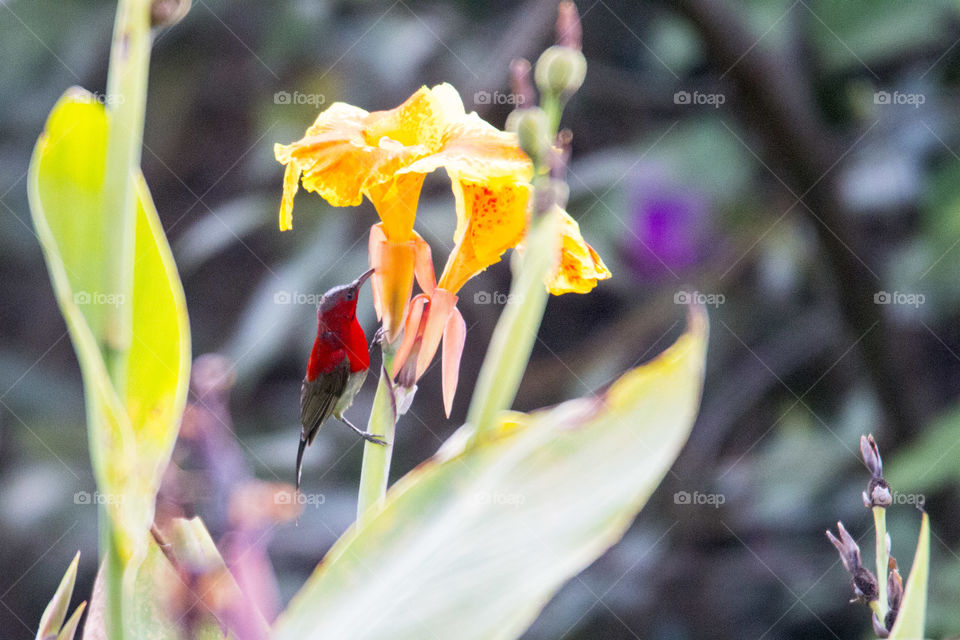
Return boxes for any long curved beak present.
[352,267,375,290]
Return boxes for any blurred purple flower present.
[626,178,713,279]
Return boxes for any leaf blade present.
[275,308,708,640]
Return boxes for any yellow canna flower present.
[274,83,531,341]
[274,82,610,417]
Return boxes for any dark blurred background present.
[4,0,960,638]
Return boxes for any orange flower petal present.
[368,224,387,321]
[278,159,300,231]
[413,234,436,295]
[402,113,532,182]
[365,171,426,241]
[437,178,532,293]
[375,238,418,343]
[441,307,466,418]
[547,209,612,294]
[416,288,458,379]
[392,293,429,379]
[278,103,373,210]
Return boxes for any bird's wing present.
[300,356,350,446]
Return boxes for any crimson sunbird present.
[297,268,386,489]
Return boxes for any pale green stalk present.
[874,506,888,618]
[356,345,399,524]
[101,1,151,637]
[466,209,559,440]
[103,0,150,391]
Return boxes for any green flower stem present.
[103,0,151,393]
[874,506,888,618]
[466,208,560,441]
[102,1,151,638]
[356,344,399,524]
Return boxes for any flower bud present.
[151,0,191,28]
[852,566,879,602]
[507,107,551,164]
[872,613,890,638]
[860,434,883,478]
[534,45,587,100]
[826,521,862,575]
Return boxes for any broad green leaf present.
[889,512,930,640]
[83,518,268,640]
[275,308,708,640]
[28,89,191,563]
[37,552,83,640]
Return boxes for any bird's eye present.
[346,291,354,300]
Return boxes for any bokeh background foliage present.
[4,0,960,638]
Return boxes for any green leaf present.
[889,512,931,640]
[28,89,191,563]
[37,552,82,640]
[274,308,708,640]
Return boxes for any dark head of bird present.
[317,268,374,323]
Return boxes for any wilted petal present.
[416,288,458,379]
[547,208,611,294]
[442,307,467,417]
[393,294,429,380]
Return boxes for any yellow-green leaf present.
[889,512,930,640]
[275,308,708,640]
[27,88,191,563]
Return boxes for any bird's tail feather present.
[296,437,307,491]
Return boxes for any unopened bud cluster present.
[505,0,585,189]
[826,434,909,637]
